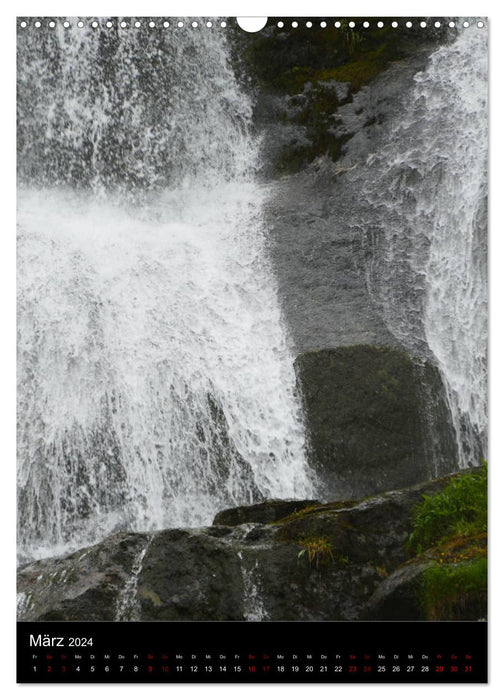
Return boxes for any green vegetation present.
[408,463,487,554]
[421,557,487,621]
[242,21,444,95]
[405,463,488,620]
[274,42,394,94]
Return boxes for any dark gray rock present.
[266,168,400,354]
[213,498,321,526]
[361,558,433,621]
[136,527,244,621]
[295,345,458,500]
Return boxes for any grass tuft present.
[408,463,487,554]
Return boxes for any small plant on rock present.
[297,535,336,569]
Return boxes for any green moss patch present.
[407,466,488,621]
[421,557,487,621]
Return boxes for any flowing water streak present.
[115,536,154,621]
[17,21,313,563]
[357,27,487,465]
[240,557,269,622]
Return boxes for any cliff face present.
[250,37,461,491]
[17,468,485,623]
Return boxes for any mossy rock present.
[363,534,487,621]
[232,19,450,174]
[213,499,321,526]
[274,472,468,570]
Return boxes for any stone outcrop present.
[213,499,321,526]
[18,470,483,623]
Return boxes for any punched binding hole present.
[236,17,267,32]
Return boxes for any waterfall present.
[356,27,487,466]
[17,20,314,563]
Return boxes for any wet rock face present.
[17,532,151,621]
[258,56,462,499]
[295,346,458,500]
[136,527,244,621]
[265,168,401,354]
[19,472,472,623]
[239,22,442,178]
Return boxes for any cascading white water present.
[17,20,314,563]
[357,27,487,466]
[420,29,488,464]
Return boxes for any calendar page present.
[16,16,488,683]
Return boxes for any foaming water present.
[17,20,254,195]
[356,27,487,465]
[419,29,488,462]
[17,22,313,562]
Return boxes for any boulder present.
[362,558,433,620]
[363,537,487,621]
[295,345,458,500]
